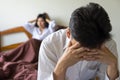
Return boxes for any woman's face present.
[37,17,46,29]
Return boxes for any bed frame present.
[0,25,67,52]
[0,26,32,52]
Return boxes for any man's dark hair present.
[35,13,48,28]
[69,3,112,49]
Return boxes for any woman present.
[0,13,56,61]
[0,13,56,80]
[23,13,56,40]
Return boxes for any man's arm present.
[37,40,58,80]
[84,40,119,80]
[102,41,119,80]
[53,41,89,80]
[107,62,119,80]
[53,61,67,80]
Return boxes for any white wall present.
[0,0,120,67]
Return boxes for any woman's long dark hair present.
[34,13,49,28]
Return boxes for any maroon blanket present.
[0,39,41,80]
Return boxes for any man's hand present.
[97,45,119,80]
[83,45,119,80]
[57,41,89,69]
[53,41,88,80]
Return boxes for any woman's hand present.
[43,12,51,20]
[45,18,51,23]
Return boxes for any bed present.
[0,25,66,80]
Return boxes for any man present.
[37,3,119,80]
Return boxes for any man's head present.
[67,3,112,49]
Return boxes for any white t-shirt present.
[23,20,56,40]
[38,29,120,80]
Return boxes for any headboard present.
[0,25,67,52]
[0,26,32,52]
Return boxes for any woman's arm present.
[23,19,37,34]
[28,19,36,23]
[46,18,51,23]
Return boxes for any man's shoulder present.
[43,29,66,44]
[105,38,118,57]
[105,38,117,47]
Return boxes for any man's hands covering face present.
[58,41,117,69]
